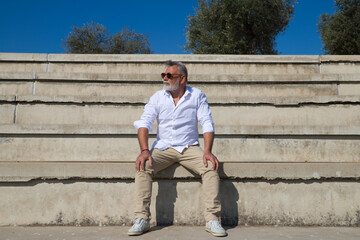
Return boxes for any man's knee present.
[202,169,220,180]
[136,161,154,177]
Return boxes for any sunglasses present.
[161,73,183,79]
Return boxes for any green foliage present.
[109,26,152,54]
[62,22,109,54]
[317,0,360,54]
[63,22,153,54]
[185,0,296,54]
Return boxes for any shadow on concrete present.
[219,163,239,228]
[154,163,239,228]
[155,180,178,225]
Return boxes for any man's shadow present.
[154,164,178,226]
[218,163,239,228]
[153,162,239,228]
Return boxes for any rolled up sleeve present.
[197,91,215,133]
[134,94,158,132]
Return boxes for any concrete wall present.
[0,53,359,226]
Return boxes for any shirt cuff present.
[202,122,214,133]
[134,120,153,132]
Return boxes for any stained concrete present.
[1,162,360,182]
[28,82,340,99]
[1,53,360,227]
[1,180,360,226]
[2,103,359,126]
[5,94,360,105]
[1,226,360,240]
[1,136,360,163]
[0,124,359,135]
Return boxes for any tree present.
[109,26,152,54]
[317,0,360,54]
[185,0,296,54]
[63,22,153,54]
[63,22,110,54]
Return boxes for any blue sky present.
[0,0,336,55]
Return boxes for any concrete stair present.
[0,53,359,226]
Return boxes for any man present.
[128,60,227,237]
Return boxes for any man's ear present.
[181,75,187,84]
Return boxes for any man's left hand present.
[203,151,219,171]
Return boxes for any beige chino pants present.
[134,145,221,222]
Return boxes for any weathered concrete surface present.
[2,71,356,82]
[1,124,359,135]
[14,104,142,125]
[47,54,320,63]
[46,62,320,75]
[1,162,359,182]
[0,104,15,124]
[321,56,360,74]
[0,53,48,61]
[322,63,360,74]
[0,63,47,72]
[2,71,360,83]
[4,94,360,105]
[25,72,360,82]
[338,84,360,96]
[0,82,33,95]
[1,226,360,240]
[0,53,359,74]
[1,180,359,226]
[31,82,339,99]
[321,55,360,62]
[211,105,360,126]
[0,54,322,74]
[1,53,360,227]
[1,136,359,163]
[0,72,34,80]
[2,226,360,240]
[8,103,360,126]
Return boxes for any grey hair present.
[165,60,188,82]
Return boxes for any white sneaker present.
[206,220,227,237]
[128,218,150,236]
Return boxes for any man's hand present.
[203,151,219,171]
[135,150,153,171]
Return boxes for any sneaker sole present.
[128,229,149,236]
[206,228,227,237]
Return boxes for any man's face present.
[162,66,183,91]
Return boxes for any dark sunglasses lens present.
[161,73,172,78]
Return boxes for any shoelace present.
[134,218,143,225]
[209,220,222,229]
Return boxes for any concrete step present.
[1,71,360,82]
[1,99,359,126]
[1,81,358,99]
[1,53,360,75]
[1,124,359,135]
[1,71,359,98]
[1,53,360,227]
[1,134,359,163]
[1,177,359,226]
[0,54,319,75]
[1,162,359,182]
[2,94,360,105]
[2,124,358,164]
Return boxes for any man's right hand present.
[135,150,153,171]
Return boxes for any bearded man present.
[128,60,227,237]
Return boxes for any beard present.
[163,79,180,91]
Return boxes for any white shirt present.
[134,86,215,153]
